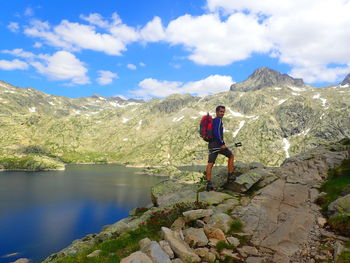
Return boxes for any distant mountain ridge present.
[230,67,305,92]
[0,68,349,169]
[341,73,350,86]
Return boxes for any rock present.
[238,246,259,256]
[226,168,268,193]
[171,217,186,231]
[227,236,240,247]
[139,238,152,250]
[183,228,209,247]
[207,252,216,262]
[194,247,209,257]
[208,238,220,247]
[204,226,226,242]
[171,259,184,263]
[86,250,102,258]
[182,209,214,222]
[213,198,239,213]
[141,241,171,263]
[317,217,327,228]
[159,240,175,259]
[246,256,266,263]
[161,227,201,263]
[328,193,350,216]
[334,241,345,262]
[220,249,240,260]
[194,220,206,228]
[151,179,232,207]
[120,251,153,263]
[12,259,29,263]
[207,212,233,233]
[104,219,131,234]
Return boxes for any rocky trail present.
[42,140,350,263]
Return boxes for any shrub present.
[328,214,350,237]
[228,219,243,234]
[216,240,235,253]
[134,207,148,216]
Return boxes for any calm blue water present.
[0,164,163,263]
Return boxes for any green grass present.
[328,214,350,237]
[53,201,208,263]
[316,159,350,214]
[338,250,350,263]
[55,226,161,263]
[215,240,235,253]
[227,220,243,234]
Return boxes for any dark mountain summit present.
[230,67,304,92]
[341,73,350,86]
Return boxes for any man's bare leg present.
[206,163,214,181]
[206,163,214,191]
[228,154,234,174]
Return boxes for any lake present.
[0,164,163,263]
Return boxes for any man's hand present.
[220,145,227,150]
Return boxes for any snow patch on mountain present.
[226,107,256,119]
[283,138,290,158]
[173,116,184,122]
[278,99,287,105]
[28,107,36,112]
[232,121,245,137]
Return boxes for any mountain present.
[230,67,304,92]
[341,73,350,86]
[0,68,349,169]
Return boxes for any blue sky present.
[1,0,350,99]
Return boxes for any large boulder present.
[151,179,232,207]
[120,251,153,263]
[328,194,350,216]
[225,168,269,193]
[141,241,171,263]
[161,227,201,263]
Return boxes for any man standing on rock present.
[206,105,235,191]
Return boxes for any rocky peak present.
[341,73,350,86]
[230,67,304,92]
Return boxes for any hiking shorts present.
[208,141,233,163]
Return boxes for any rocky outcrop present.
[232,143,350,262]
[328,194,350,216]
[230,67,304,92]
[341,73,350,86]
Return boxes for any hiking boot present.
[227,172,236,183]
[206,180,214,191]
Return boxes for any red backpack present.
[199,113,214,142]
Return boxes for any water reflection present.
[0,164,162,263]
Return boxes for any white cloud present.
[127,64,137,70]
[140,16,166,42]
[0,59,28,70]
[24,15,139,56]
[97,70,118,85]
[31,51,90,85]
[7,22,20,33]
[205,0,350,82]
[2,48,35,58]
[139,62,146,67]
[131,74,233,99]
[165,13,271,65]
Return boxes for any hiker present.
[206,105,235,191]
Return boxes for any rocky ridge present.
[341,73,350,86]
[43,140,350,263]
[230,67,305,92]
[1,68,350,170]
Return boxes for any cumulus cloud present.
[0,59,28,70]
[24,14,139,56]
[165,13,271,65]
[140,16,166,42]
[204,0,350,82]
[131,74,233,99]
[30,51,90,85]
[127,64,137,70]
[97,70,118,85]
[7,22,20,33]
